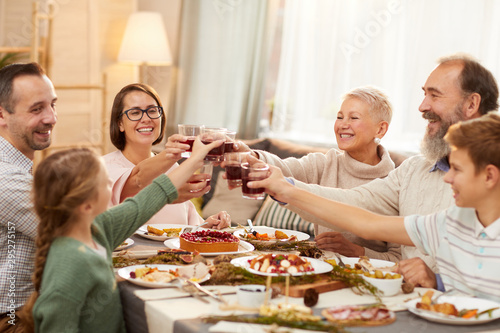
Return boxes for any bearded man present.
[286,54,499,288]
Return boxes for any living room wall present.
[0,0,182,159]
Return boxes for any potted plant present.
[0,53,26,69]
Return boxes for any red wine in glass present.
[202,140,225,162]
[224,142,234,153]
[226,164,242,180]
[181,137,195,152]
[242,176,265,197]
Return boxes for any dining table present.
[116,233,500,333]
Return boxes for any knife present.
[186,280,225,303]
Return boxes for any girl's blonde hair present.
[20,148,102,332]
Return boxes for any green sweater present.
[33,175,177,333]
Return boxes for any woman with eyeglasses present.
[103,83,230,228]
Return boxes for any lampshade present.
[118,12,172,65]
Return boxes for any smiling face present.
[443,147,484,208]
[334,97,382,162]
[119,90,162,149]
[0,74,57,159]
[419,62,467,162]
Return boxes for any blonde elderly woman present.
[238,86,399,262]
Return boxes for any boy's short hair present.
[445,112,500,173]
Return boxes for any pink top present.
[103,150,202,226]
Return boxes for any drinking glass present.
[224,152,249,187]
[241,162,269,199]
[224,131,237,153]
[200,127,227,162]
[178,124,205,158]
[189,162,213,192]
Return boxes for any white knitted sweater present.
[257,145,402,262]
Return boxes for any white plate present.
[136,224,238,241]
[230,255,333,276]
[135,224,191,241]
[114,238,134,251]
[117,264,210,288]
[340,257,396,270]
[233,226,310,243]
[405,295,500,325]
[163,238,254,256]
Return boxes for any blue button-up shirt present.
[430,156,450,173]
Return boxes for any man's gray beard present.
[420,126,451,163]
[420,106,465,163]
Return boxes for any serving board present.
[276,279,346,297]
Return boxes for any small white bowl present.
[362,272,403,297]
[237,284,267,307]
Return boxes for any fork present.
[334,253,346,268]
[431,288,456,305]
[170,278,209,304]
[191,222,209,233]
[247,219,257,235]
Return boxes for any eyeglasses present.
[120,106,163,121]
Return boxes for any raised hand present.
[165,134,190,160]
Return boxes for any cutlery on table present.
[247,219,257,235]
[186,280,226,304]
[334,253,346,268]
[191,221,209,233]
[170,278,209,304]
[431,288,456,305]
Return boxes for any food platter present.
[339,257,396,270]
[233,226,310,243]
[135,224,238,241]
[135,224,190,241]
[322,304,396,326]
[231,255,333,277]
[114,238,134,251]
[405,295,500,325]
[117,264,210,288]
[163,238,254,256]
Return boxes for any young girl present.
[23,138,221,332]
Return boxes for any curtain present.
[173,0,279,139]
[273,0,500,152]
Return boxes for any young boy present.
[252,112,500,301]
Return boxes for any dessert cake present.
[179,230,239,253]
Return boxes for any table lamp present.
[118,11,172,83]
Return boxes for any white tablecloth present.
[138,285,426,333]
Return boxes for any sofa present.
[201,138,414,236]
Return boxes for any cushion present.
[253,196,315,237]
[202,173,263,224]
[267,138,330,159]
